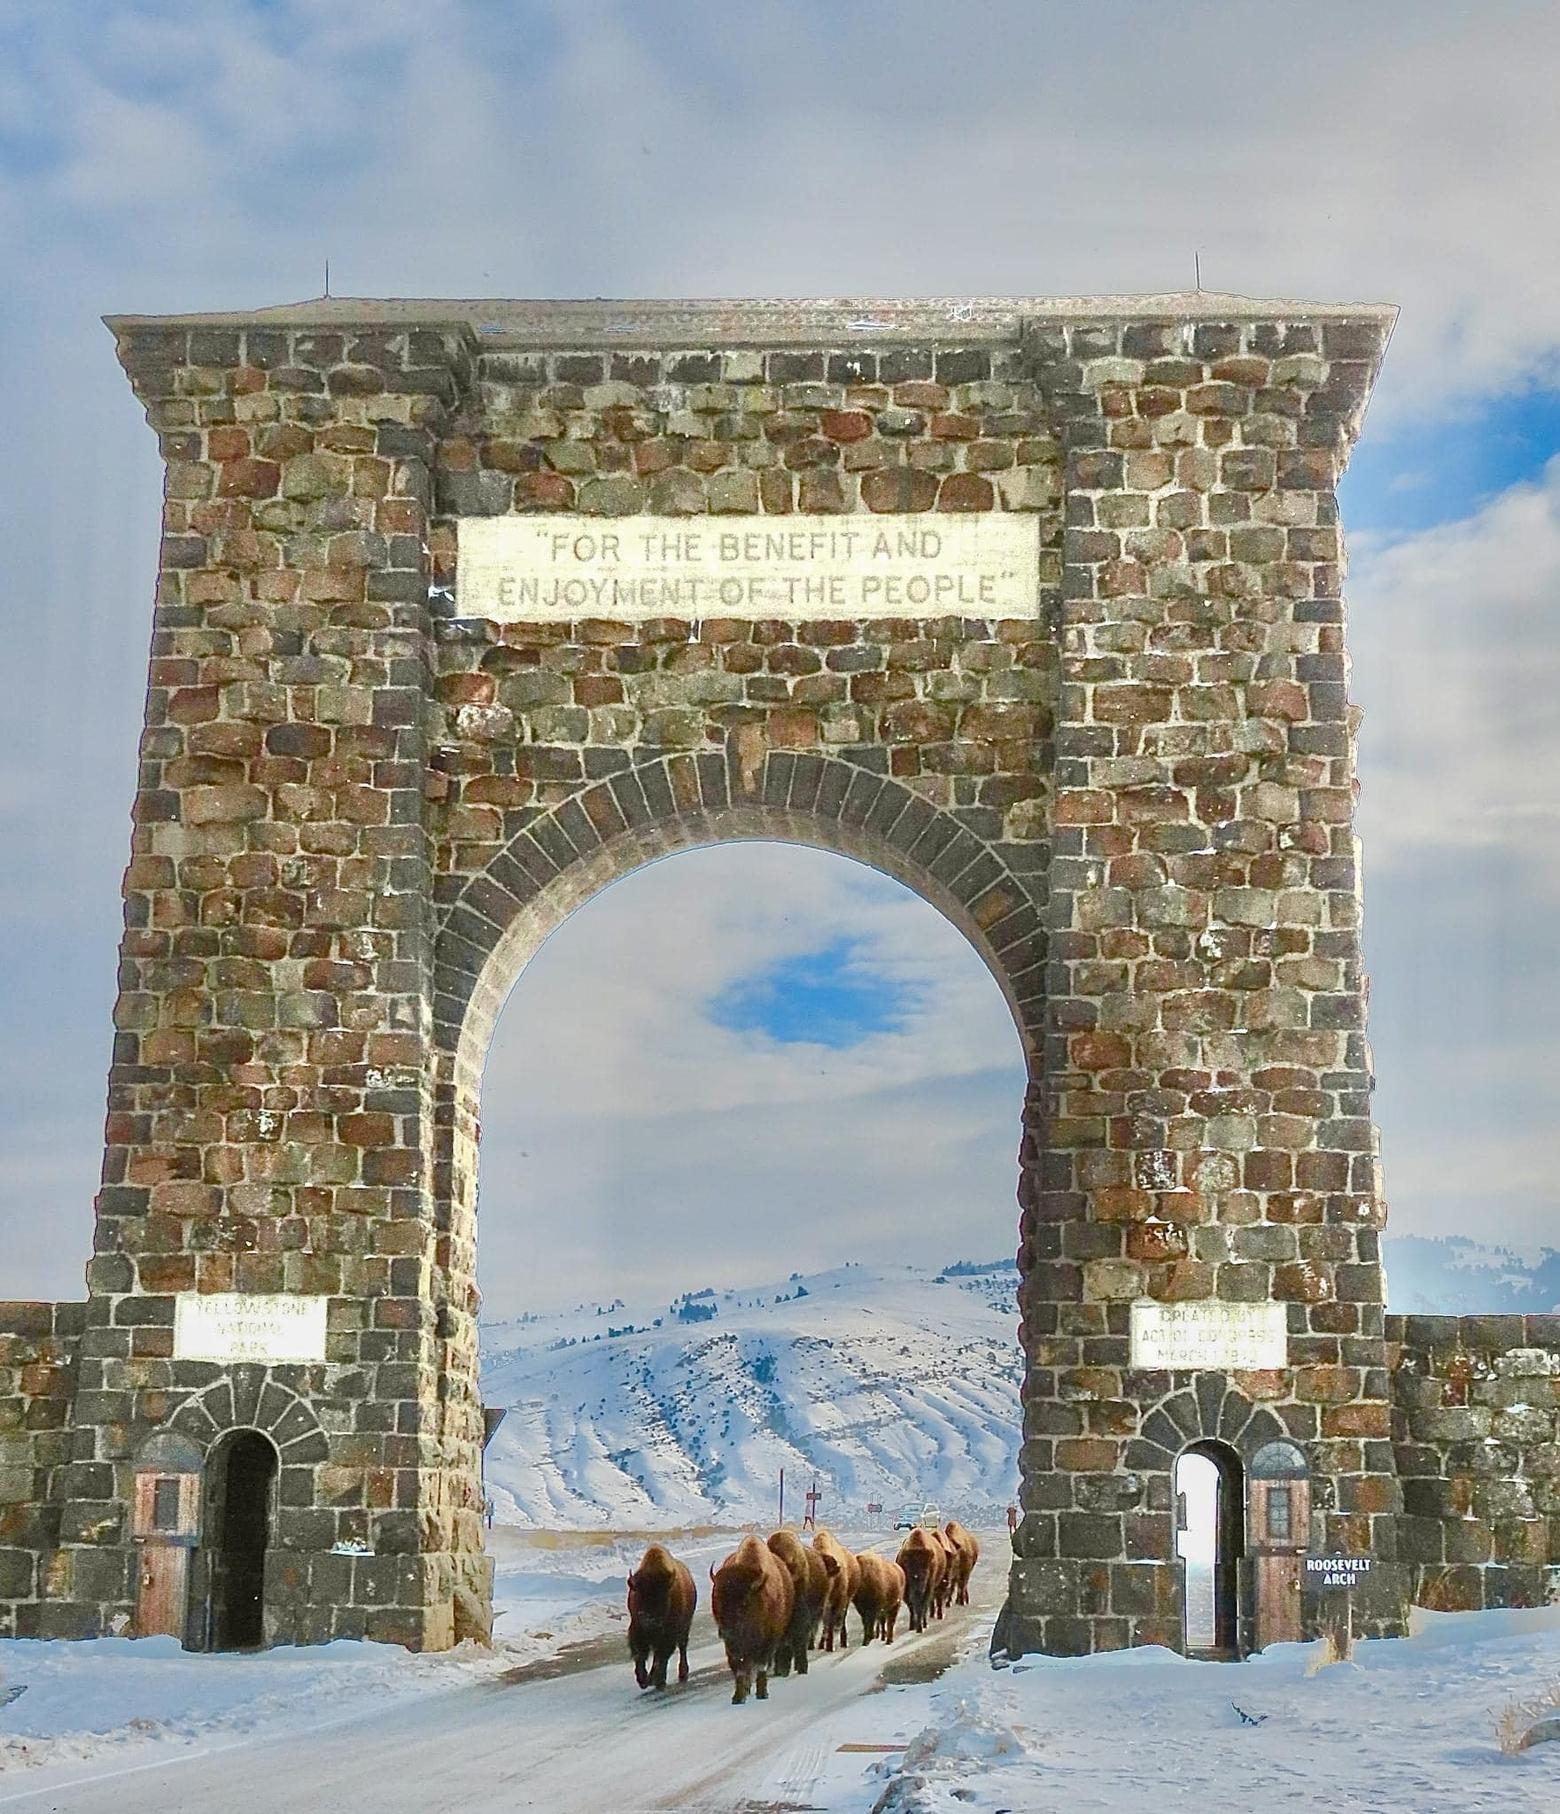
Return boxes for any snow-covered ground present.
[3,1539,1559,1811]
[480,1258,1022,1528]
[0,1525,722,1777]
[845,1604,1560,1814]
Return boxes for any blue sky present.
[0,1,1557,1312]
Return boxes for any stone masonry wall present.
[0,1302,82,1637]
[1390,1313,1560,1611]
[44,323,470,1646]
[1009,311,1406,1652]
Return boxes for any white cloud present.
[1351,456,1560,895]
[475,844,1026,1310]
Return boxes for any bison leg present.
[677,1641,690,1685]
[756,1664,770,1701]
[731,1663,751,1706]
[632,1647,650,1690]
[651,1643,672,1690]
[794,1635,809,1676]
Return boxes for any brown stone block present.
[1093,684,1171,725]
[1094,1186,1154,1223]
[1296,1152,1350,1191]
[340,1114,396,1148]
[1126,1222,1189,1264]
[1073,1031,1133,1071]
[820,410,872,442]
[1296,1364,1357,1403]
[860,467,938,513]
[218,458,281,499]
[1146,1259,1215,1301]
[1323,1403,1391,1440]
[1057,1438,1121,1471]
[1274,1260,1334,1302]
[938,473,994,510]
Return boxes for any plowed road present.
[0,1562,1001,1813]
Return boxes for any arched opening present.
[200,1429,278,1651]
[1174,1441,1245,1658]
[452,827,1031,1558]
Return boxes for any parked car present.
[894,1501,942,1531]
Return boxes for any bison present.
[944,1521,980,1605]
[851,1550,905,1645]
[627,1543,697,1691]
[767,1530,830,1677]
[927,1527,958,1618]
[812,1528,856,1652]
[710,1535,794,1704]
[895,1526,946,1634]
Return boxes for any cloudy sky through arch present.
[0,0,1557,1308]
[474,842,1028,1314]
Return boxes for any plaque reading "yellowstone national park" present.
[456,513,1041,622]
[173,1293,329,1365]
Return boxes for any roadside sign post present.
[1302,1555,1372,1660]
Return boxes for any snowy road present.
[0,1555,1001,1814]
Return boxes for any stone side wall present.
[1008,312,1406,1652]
[0,1302,82,1637]
[1390,1313,1560,1611]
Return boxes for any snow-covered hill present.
[478,1260,1022,1529]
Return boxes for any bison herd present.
[626,1522,981,1706]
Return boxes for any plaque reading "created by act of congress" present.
[1129,1300,1288,1372]
[456,513,1040,622]
[173,1293,329,1364]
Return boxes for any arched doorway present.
[200,1430,278,1651]
[1174,1441,1244,1658]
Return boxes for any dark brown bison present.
[767,1530,830,1677]
[626,1543,697,1691]
[895,1527,946,1634]
[851,1551,905,1644]
[944,1521,980,1605]
[710,1535,794,1704]
[812,1528,856,1652]
[927,1527,958,1618]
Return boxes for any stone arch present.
[426,744,1047,1587]
[431,744,1046,1286]
[168,1370,331,1468]
[1134,1374,1289,1472]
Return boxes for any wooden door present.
[1253,1551,1302,1647]
[136,1544,191,1640]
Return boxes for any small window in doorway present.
[1266,1483,1292,1543]
[151,1476,182,1532]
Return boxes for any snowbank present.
[852,1605,1560,1814]
[0,1527,652,1776]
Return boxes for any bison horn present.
[710,1564,717,1582]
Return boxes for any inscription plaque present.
[173,1293,329,1364]
[456,513,1041,622]
[1129,1300,1288,1372]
